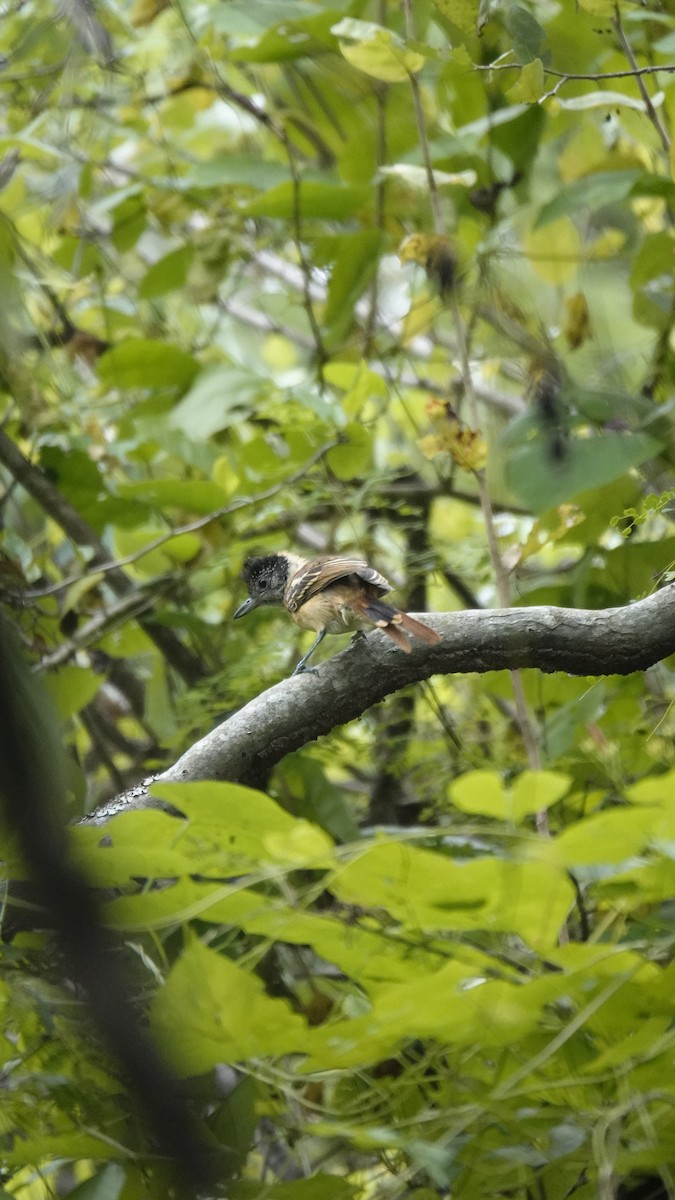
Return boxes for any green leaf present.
[576,0,614,11]
[600,858,675,907]
[491,103,545,171]
[380,163,476,189]
[629,231,675,288]
[139,245,193,299]
[231,1175,359,1200]
[278,755,360,842]
[626,769,675,807]
[231,11,339,63]
[506,5,548,63]
[117,478,228,513]
[97,339,199,391]
[324,359,387,417]
[169,365,261,437]
[245,180,370,220]
[449,769,570,821]
[324,361,386,394]
[150,780,335,869]
[431,0,478,37]
[111,192,146,252]
[108,523,201,575]
[332,19,425,82]
[108,883,448,990]
[326,423,371,479]
[505,433,663,513]
[538,806,668,867]
[189,155,289,190]
[150,938,308,1073]
[536,171,639,227]
[37,446,105,523]
[543,685,606,760]
[331,841,573,950]
[323,231,384,338]
[4,1133,121,1168]
[64,1164,126,1200]
[303,956,548,1069]
[210,1074,258,1180]
[557,89,661,111]
[507,58,544,103]
[71,810,192,886]
[105,877,243,931]
[602,537,675,597]
[44,666,101,720]
[631,173,675,203]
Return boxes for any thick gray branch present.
[89,585,675,821]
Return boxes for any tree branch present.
[19,436,340,600]
[88,585,675,822]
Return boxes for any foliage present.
[1,0,675,1196]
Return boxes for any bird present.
[233,552,441,676]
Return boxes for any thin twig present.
[363,76,388,356]
[612,7,671,156]
[34,586,170,672]
[171,13,329,381]
[404,1,442,233]
[288,145,327,377]
[474,63,675,82]
[403,0,546,814]
[18,438,340,601]
[193,44,328,377]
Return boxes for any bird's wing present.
[285,556,391,612]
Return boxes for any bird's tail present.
[359,596,441,652]
[398,611,442,645]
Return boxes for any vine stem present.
[403,0,546,806]
[612,5,671,157]
[363,0,389,356]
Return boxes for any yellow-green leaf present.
[523,216,582,286]
[431,0,478,36]
[327,423,371,480]
[44,666,101,720]
[536,806,672,867]
[450,769,569,821]
[577,0,619,13]
[151,939,307,1073]
[333,19,425,82]
[507,58,544,104]
[332,841,572,950]
[150,780,335,869]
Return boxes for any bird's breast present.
[325,605,366,635]
[289,591,367,635]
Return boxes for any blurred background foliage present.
[1,0,675,1195]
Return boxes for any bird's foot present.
[291,663,320,677]
[350,630,367,647]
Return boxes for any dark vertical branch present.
[0,616,215,1191]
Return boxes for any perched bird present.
[233,552,441,676]
[399,233,457,299]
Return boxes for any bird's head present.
[233,554,293,619]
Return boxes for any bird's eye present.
[259,579,268,590]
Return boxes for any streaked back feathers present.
[284,555,391,612]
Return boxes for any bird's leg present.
[350,630,367,647]
[291,629,326,676]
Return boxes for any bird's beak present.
[233,595,258,620]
